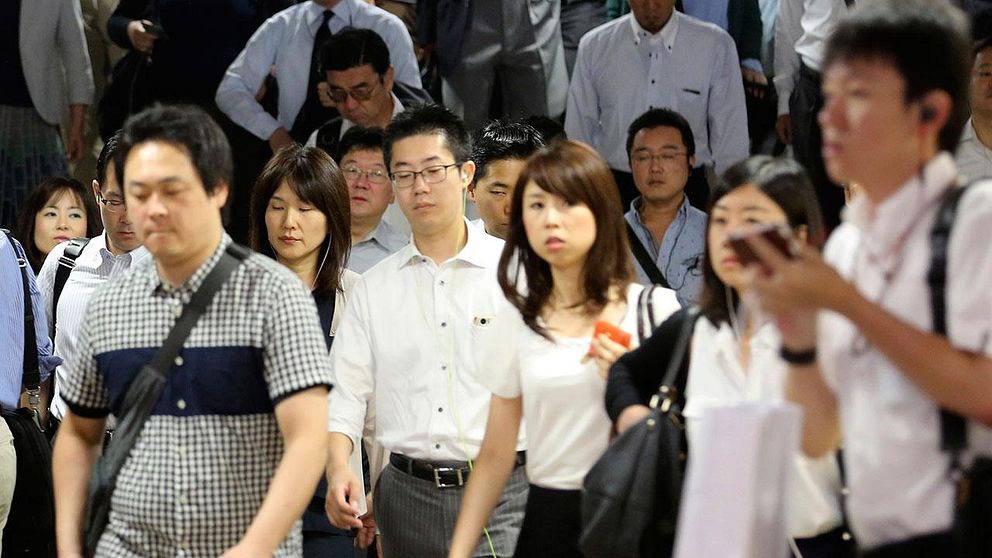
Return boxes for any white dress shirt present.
[565,12,749,175]
[216,0,419,141]
[478,283,679,490]
[35,232,150,421]
[683,318,844,539]
[328,220,525,461]
[818,153,992,549]
[956,118,992,183]
[304,92,405,149]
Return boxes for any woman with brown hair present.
[15,176,101,274]
[447,140,680,558]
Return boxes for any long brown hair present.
[498,140,633,338]
[249,145,351,299]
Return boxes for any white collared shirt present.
[819,153,992,548]
[328,220,525,461]
[304,93,406,149]
[683,318,844,538]
[955,118,992,184]
[35,233,150,421]
[565,11,749,174]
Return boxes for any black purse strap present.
[52,237,91,338]
[626,223,671,289]
[3,230,40,395]
[651,306,700,411]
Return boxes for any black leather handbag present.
[579,306,699,558]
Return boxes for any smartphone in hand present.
[587,321,632,359]
[727,224,798,266]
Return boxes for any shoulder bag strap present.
[52,237,92,338]
[626,222,671,289]
[927,186,969,461]
[651,306,700,411]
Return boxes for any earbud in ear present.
[921,106,937,122]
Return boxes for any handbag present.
[1,230,56,557]
[579,305,700,558]
[83,243,250,556]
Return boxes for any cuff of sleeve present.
[606,388,645,423]
[774,75,794,115]
[741,59,764,74]
[272,382,332,407]
[64,399,110,419]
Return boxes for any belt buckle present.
[433,466,464,489]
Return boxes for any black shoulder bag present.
[580,305,700,558]
[51,237,91,338]
[83,243,250,556]
[626,223,671,290]
[1,230,56,557]
[927,186,992,557]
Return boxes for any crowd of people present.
[4,0,992,557]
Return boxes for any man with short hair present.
[37,131,150,429]
[468,121,545,240]
[325,105,527,557]
[52,105,333,557]
[746,2,992,554]
[338,126,407,274]
[624,108,706,306]
[956,36,992,182]
[565,0,749,210]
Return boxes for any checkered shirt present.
[62,235,333,557]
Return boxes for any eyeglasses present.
[631,151,689,166]
[342,165,389,184]
[327,81,379,103]
[98,194,125,213]
[390,163,462,190]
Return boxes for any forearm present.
[328,431,356,472]
[785,361,841,457]
[69,104,86,132]
[53,415,105,557]
[449,439,517,557]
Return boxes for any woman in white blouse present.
[610,156,853,558]
[447,140,680,558]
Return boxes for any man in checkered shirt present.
[51,105,334,558]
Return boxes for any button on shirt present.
[329,220,526,461]
[61,235,333,557]
[216,0,419,141]
[565,11,749,174]
[955,118,992,184]
[683,318,844,539]
[818,153,992,549]
[624,196,706,306]
[35,232,151,421]
[345,218,408,275]
[773,0,850,115]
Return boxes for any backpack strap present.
[51,237,91,338]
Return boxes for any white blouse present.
[477,283,680,489]
[683,317,844,539]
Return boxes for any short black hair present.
[383,104,470,168]
[96,129,122,187]
[824,0,971,153]
[975,34,992,55]
[115,104,233,194]
[336,126,386,162]
[321,27,390,76]
[625,108,696,161]
[521,115,567,143]
[470,121,544,184]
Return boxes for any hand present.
[317,82,336,109]
[324,467,364,530]
[268,127,294,154]
[355,497,376,549]
[741,66,768,100]
[66,104,86,164]
[586,333,631,380]
[126,20,158,55]
[775,114,792,145]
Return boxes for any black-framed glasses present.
[327,81,379,103]
[98,194,125,213]
[390,163,462,190]
[342,165,389,184]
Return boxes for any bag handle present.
[650,306,700,412]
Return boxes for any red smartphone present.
[727,224,798,266]
[587,321,632,357]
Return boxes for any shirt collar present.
[96,231,151,266]
[629,10,680,49]
[360,218,404,248]
[396,218,493,269]
[341,92,403,136]
[844,153,958,254]
[961,117,978,144]
[149,234,233,297]
[628,195,690,228]
[308,1,348,29]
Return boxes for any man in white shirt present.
[325,105,527,557]
[746,2,992,555]
[36,131,149,428]
[565,0,749,211]
[957,36,992,183]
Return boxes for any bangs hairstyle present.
[699,156,824,326]
[15,177,101,274]
[383,104,470,169]
[823,0,972,153]
[249,145,351,300]
[498,140,633,338]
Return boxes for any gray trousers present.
[375,463,528,558]
[442,0,568,130]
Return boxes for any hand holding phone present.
[727,224,799,267]
[587,321,631,358]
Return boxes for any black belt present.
[860,530,956,558]
[389,451,526,489]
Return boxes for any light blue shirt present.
[682,0,763,72]
[565,12,749,174]
[624,196,706,306]
[216,0,419,141]
[0,233,58,410]
[346,218,408,274]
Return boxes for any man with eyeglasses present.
[36,130,149,431]
[624,108,706,306]
[325,104,528,557]
[337,126,407,274]
[956,36,992,183]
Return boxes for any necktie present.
[290,10,338,142]
[844,0,856,8]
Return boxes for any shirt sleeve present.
[371,12,420,89]
[947,183,992,355]
[215,17,284,141]
[473,299,524,399]
[60,298,109,417]
[58,0,95,106]
[708,32,750,176]
[564,35,600,145]
[650,285,683,330]
[773,0,803,116]
[328,277,375,448]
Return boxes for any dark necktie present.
[844,0,856,8]
[290,10,339,142]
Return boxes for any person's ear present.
[794,224,809,245]
[688,153,697,169]
[383,66,395,93]
[210,182,230,209]
[916,90,952,136]
[91,180,101,202]
[460,160,476,189]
